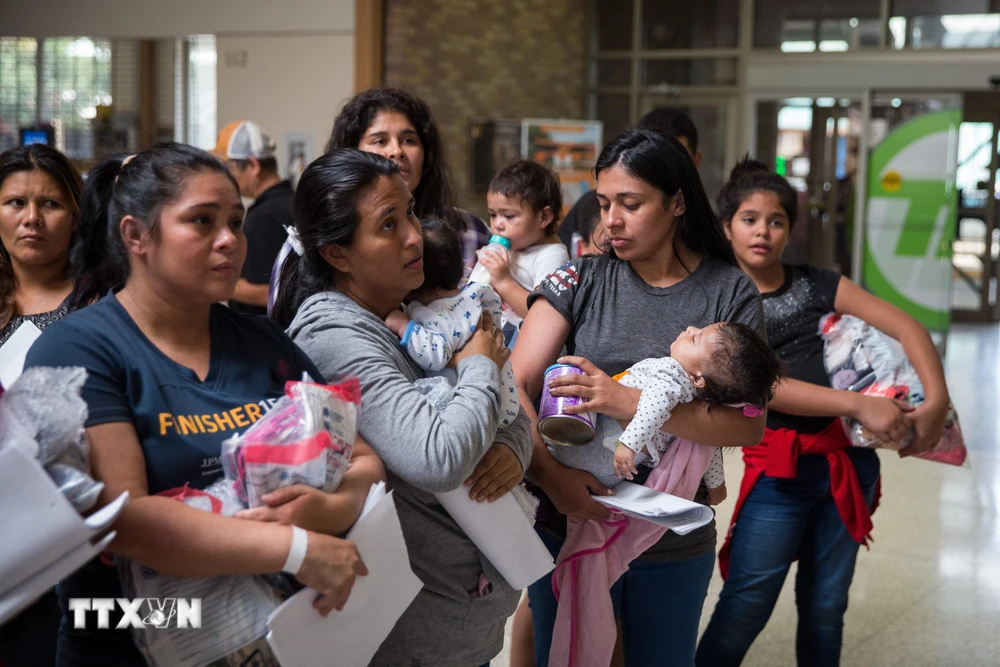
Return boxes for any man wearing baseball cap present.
[213,120,292,315]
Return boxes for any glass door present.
[863,93,962,340]
[753,95,865,273]
[951,92,1000,322]
[756,93,971,332]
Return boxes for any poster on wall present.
[521,119,603,216]
[469,118,522,192]
[864,109,961,334]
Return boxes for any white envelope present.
[594,481,715,536]
[435,487,554,589]
[0,446,128,625]
[265,482,423,667]
[0,531,117,627]
[0,321,42,389]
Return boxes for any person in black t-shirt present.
[567,189,604,258]
[559,108,702,254]
[213,120,293,315]
[698,159,951,667]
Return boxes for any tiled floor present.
[495,323,1000,667]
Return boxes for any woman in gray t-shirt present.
[512,128,766,667]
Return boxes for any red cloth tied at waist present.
[718,419,879,580]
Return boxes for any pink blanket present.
[549,438,714,667]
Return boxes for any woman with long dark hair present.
[0,144,82,346]
[511,128,766,666]
[274,148,532,667]
[25,143,385,666]
[327,87,490,277]
[697,159,948,667]
[0,143,83,667]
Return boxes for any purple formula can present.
[538,364,596,446]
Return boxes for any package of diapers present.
[222,379,361,507]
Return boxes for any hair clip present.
[284,226,305,256]
[113,154,137,185]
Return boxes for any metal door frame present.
[952,92,1000,323]
[745,89,871,281]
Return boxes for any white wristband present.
[282,526,308,576]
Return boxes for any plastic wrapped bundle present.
[819,313,967,466]
[118,478,283,667]
[0,367,104,510]
[222,379,360,508]
[511,484,541,523]
[159,478,246,517]
[414,376,455,412]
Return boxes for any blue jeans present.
[528,530,715,667]
[697,449,880,667]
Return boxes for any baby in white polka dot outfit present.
[610,321,779,505]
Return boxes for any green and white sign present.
[864,109,961,333]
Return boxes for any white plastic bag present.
[819,313,967,466]
[118,479,282,667]
[0,367,103,510]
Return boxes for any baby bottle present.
[468,234,512,285]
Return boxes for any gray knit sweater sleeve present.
[492,404,532,473]
[290,295,531,492]
[288,292,530,665]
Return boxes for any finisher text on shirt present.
[157,398,279,436]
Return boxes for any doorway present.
[952,92,1000,322]
[752,91,966,342]
[753,95,864,273]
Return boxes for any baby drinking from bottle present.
[469,160,570,337]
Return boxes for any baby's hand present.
[706,483,728,506]
[385,310,410,338]
[613,443,639,480]
[477,247,512,285]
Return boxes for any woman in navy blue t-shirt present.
[25,144,385,666]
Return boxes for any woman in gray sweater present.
[273,149,533,667]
